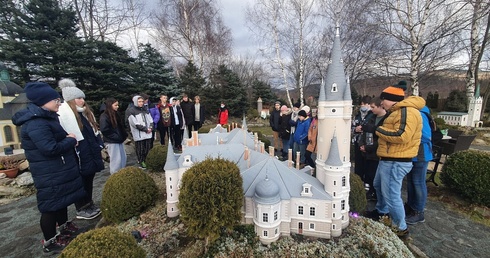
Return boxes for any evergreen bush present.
[441,150,490,207]
[146,145,167,172]
[101,167,158,223]
[179,157,243,245]
[349,173,367,213]
[60,227,145,258]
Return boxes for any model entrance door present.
[298,222,303,234]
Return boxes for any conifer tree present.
[204,65,248,118]
[135,43,179,98]
[251,79,276,106]
[178,61,206,99]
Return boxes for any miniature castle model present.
[164,25,352,245]
[437,85,483,127]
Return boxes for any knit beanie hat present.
[58,78,85,102]
[293,102,301,108]
[396,80,408,91]
[25,82,60,106]
[301,105,310,114]
[380,86,405,102]
[280,105,288,112]
[298,110,307,118]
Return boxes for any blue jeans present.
[293,142,307,163]
[373,160,413,230]
[281,139,290,158]
[406,161,429,212]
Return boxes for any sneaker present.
[404,203,414,216]
[59,221,84,239]
[140,161,147,169]
[364,183,370,191]
[76,206,101,220]
[364,209,389,221]
[89,202,101,214]
[406,211,425,225]
[42,235,68,256]
[366,191,377,201]
[395,228,410,240]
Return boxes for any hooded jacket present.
[128,96,153,141]
[414,106,434,162]
[376,96,425,160]
[12,103,85,213]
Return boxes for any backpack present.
[423,112,443,145]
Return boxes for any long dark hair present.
[103,98,119,128]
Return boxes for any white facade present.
[164,25,352,244]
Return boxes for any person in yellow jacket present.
[365,85,424,239]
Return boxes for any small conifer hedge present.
[349,173,367,213]
[101,167,158,223]
[441,150,490,207]
[146,145,167,172]
[60,227,145,258]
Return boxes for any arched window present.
[4,126,14,142]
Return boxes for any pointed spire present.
[163,142,179,171]
[183,126,189,143]
[475,84,480,98]
[319,77,326,101]
[325,133,343,167]
[323,24,349,101]
[242,115,248,131]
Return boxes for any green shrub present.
[349,173,367,213]
[146,145,167,172]
[441,150,490,207]
[179,157,243,245]
[101,167,158,223]
[60,227,145,258]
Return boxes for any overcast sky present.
[220,0,258,56]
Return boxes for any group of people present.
[13,80,105,255]
[12,79,221,255]
[353,81,433,239]
[270,101,318,171]
[123,93,207,169]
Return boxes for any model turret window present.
[331,83,338,92]
[169,185,172,189]
[263,213,268,222]
[263,230,268,237]
[341,200,345,210]
[310,207,315,216]
[342,176,346,186]
[274,211,278,221]
[275,228,278,235]
[310,223,315,230]
[334,181,337,186]
[4,126,13,142]
[332,224,336,230]
[169,177,172,181]
[332,109,336,113]
[298,206,304,215]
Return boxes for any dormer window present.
[331,83,338,92]
[182,155,193,167]
[301,183,313,197]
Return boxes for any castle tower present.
[316,24,352,165]
[316,24,352,232]
[467,84,483,127]
[164,143,180,217]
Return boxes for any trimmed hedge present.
[101,167,158,223]
[441,150,490,207]
[60,227,145,258]
[146,145,167,172]
[349,173,367,213]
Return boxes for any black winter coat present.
[279,113,291,140]
[269,109,281,131]
[180,100,195,124]
[99,112,128,144]
[12,104,85,213]
[77,113,104,176]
